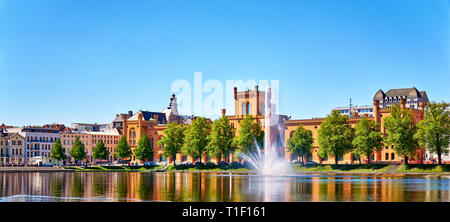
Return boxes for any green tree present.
[114,135,133,164]
[158,123,185,165]
[50,138,66,164]
[415,101,450,165]
[233,115,264,154]
[384,104,418,165]
[69,136,87,165]
[287,124,314,164]
[207,116,235,163]
[352,117,383,164]
[182,117,212,163]
[92,139,109,163]
[318,110,354,165]
[134,132,154,164]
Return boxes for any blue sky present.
[0,0,448,126]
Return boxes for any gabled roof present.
[373,89,386,101]
[385,87,421,98]
[128,111,167,124]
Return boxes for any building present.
[112,111,134,129]
[333,105,374,118]
[70,123,110,132]
[7,127,61,163]
[7,132,26,164]
[0,129,9,164]
[284,98,427,164]
[120,85,429,166]
[61,129,120,163]
[373,87,428,109]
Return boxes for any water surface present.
[0,172,449,202]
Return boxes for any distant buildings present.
[71,123,111,132]
[333,105,374,118]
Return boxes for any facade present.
[112,111,134,129]
[0,130,9,164]
[373,87,428,109]
[6,127,62,163]
[61,129,120,163]
[333,105,374,118]
[71,123,110,132]
[7,133,26,164]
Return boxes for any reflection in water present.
[0,172,449,202]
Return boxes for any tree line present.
[288,102,450,165]
[50,115,264,165]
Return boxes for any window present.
[242,103,246,115]
[385,153,389,161]
[391,153,395,160]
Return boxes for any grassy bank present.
[64,165,165,172]
[292,164,392,173]
[394,164,450,173]
[165,164,249,172]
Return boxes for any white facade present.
[8,128,61,163]
[333,105,374,118]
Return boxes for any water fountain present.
[240,87,292,176]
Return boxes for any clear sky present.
[0,0,448,127]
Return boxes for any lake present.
[0,172,449,202]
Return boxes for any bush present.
[205,162,216,166]
[231,162,244,168]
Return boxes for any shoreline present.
[1,166,450,175]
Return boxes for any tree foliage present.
[384,104,418,164]
[415,101,450,165]
[182,117,212,162]
[318,110,354,164]
[51,138,66,161]
[134,132,154,163]
[287,124,313,164]
[158,123,185,164]
[233,115,264,154]
[114,135,133,160]
[69,136,87,162]
[207,116,235,162]
[352,117,383,164]
[92,139,109,161]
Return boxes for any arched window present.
[391,153,395,160]
[246,102,250,115]
[385,153,389,161]
[242,103,246,115]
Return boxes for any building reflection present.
[0,172,449,202]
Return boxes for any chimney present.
[154,114,159,123]
[234,87,237,100]
[373,100,381,125]
[400,98,407,110]
[128,111,133,117]
[255,85,259,115]
[221,109,226,117]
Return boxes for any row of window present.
[62,134,117,139]
[62,139,118,146]
[26,136,56,143]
